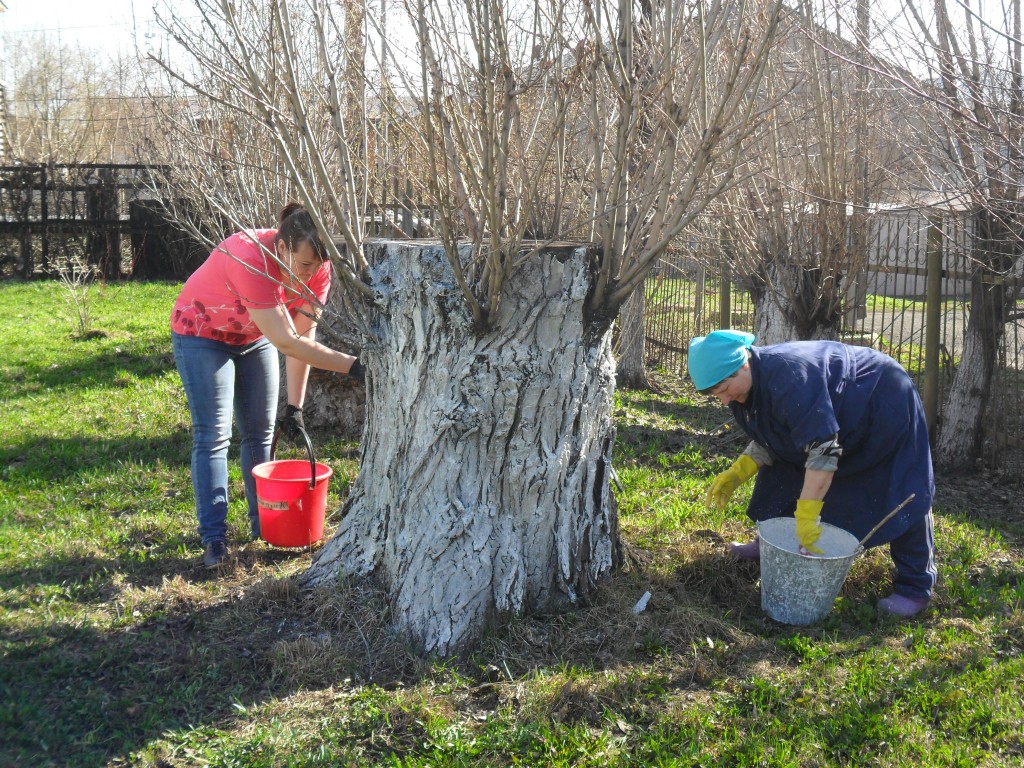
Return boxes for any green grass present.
[864,294,927,312]
[2,281,1023,767]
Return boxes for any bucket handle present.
[856,493,916,552]
[270,425,318,490]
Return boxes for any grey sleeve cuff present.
[804,435,842,472]
[742,440,773,467]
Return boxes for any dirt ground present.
[932,468,1024,545]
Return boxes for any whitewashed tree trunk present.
[934,268,1009,470]
[752,263,842,344]
[616,287,650,389]
[753,289,804,345]
[935,321,991,469]
[935,208,1018,471]
[304,242,622,655]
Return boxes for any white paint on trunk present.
[304,242,621,655]
[935,321,990,469]
[753,294,803,345]
[753,264,840,344]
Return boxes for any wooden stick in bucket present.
[856,493,916,551]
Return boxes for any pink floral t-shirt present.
[170,229,332,345]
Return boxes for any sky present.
[0,0,921,60]
[0,0,1008,86]
[0,0,168,68]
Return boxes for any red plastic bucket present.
[252,444,333,548]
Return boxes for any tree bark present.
[751,262,842,345]
[282,364,365,438]
[935,204,1019,471]
[934,275,1007,470]
[616,286,650,389]
[935,306,992,470]
[614,0,653,392]
[304,241,622,656]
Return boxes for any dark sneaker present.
[727,539,761,561]
[202,540,229,569]
[877,593,930,618]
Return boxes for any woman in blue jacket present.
[688,329,936,618]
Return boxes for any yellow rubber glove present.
[795,499,824,555]
[706,454,759,510]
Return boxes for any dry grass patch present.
[271,634,349,688]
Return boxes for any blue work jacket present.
[729,342,934,546]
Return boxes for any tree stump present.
[303,241,622,655]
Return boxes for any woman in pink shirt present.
[171,202,362,568]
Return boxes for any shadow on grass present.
[934,470,1024,547]
[1,430,192,483]
[0,528,301,606]
[614,389,747,473]
[615,419,747,473]
[0,542,768,766]
[625,635,1024,765]
[6,345,176,398]
[0,544,331,767]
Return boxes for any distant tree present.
[723,0,923,344]
[3,32,144,164]
[615,0,659,391]
[862,0,1024,470]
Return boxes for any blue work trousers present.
[889,511,936,600]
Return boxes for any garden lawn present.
[1,280,1022,768]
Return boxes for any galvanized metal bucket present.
[757,517,861,625]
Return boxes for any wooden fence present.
[0,163,207,281]
[0,163,437,282]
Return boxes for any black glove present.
[348,358,365,382]
[277,404,306,441]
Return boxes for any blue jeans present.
[172,332,278,544]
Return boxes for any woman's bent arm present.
[249,305,357,374]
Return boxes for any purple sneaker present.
[877,593,930,618]
[727,539,760,561]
